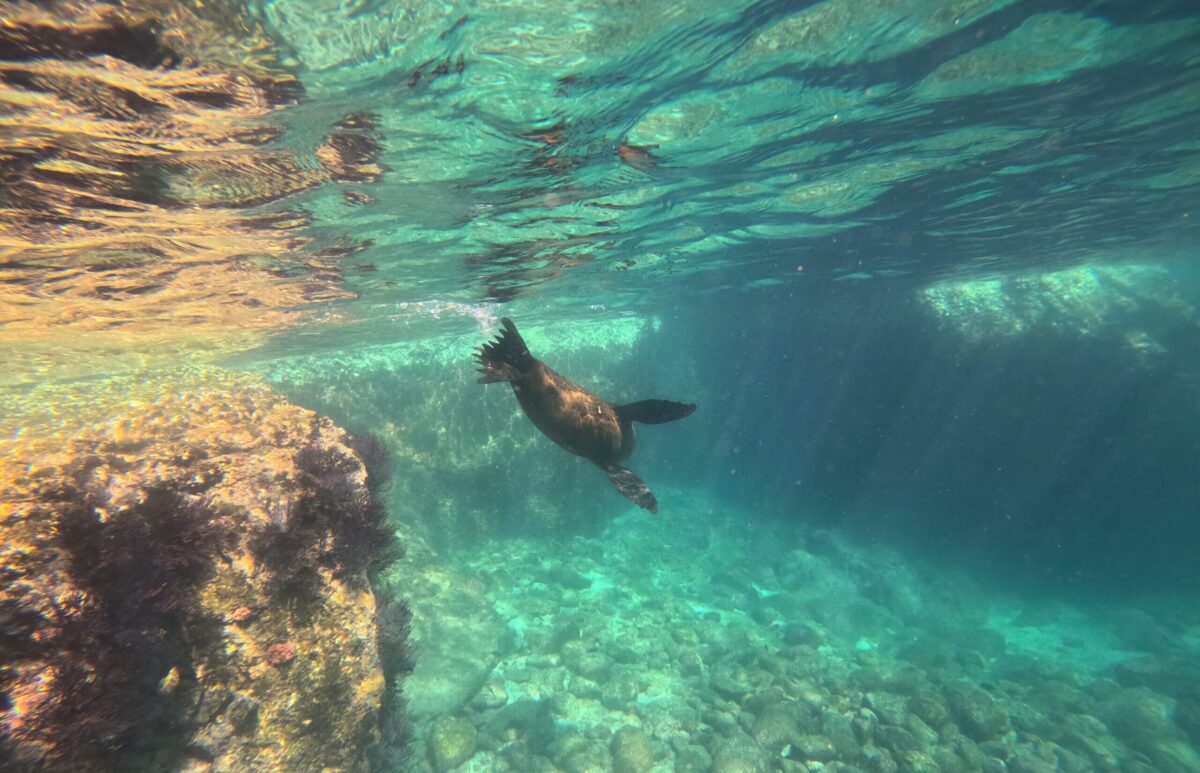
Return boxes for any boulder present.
[0,381,405,772]
[946,683,1011,741]
[711,733,771,773]
[400,565,510,719]
[611,726,654,773]
[428,715,476,771]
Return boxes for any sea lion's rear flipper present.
[602,464,658,514]
[614,400,697,425]
[474,317,534,384]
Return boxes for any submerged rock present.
[560,740,612,773]
[560,639,613,681]
[547,728,595,767]
[752,705,801,755]
[611,726,654,773]
[471,680,509,711]
[1099,688,1181,750]
[710,661,755,700]
[821,709,860,759]
[428,715,476,771]
[603,669,642,711]
[1176,696,1200,745]
[399,565,510,719]
[876,724,920,754]
[1059,714,1122,771]
[791,733,838,761]
[907,690,951,729]
[1110,655,1200,697]
[865,691,911,727]
[675,743,713,772]
[860,744,900,772]
[484,699,556,755]
[0,379,406,772]
[946,683,1012,741]
[896,749,941,772]
[1146,740,1200,773]
[1005,741,1062,773]
[783,621,824,647]
[544,565,594,590]
[711,732,771,773]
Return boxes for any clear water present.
[2,0,1199,771]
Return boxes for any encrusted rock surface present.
[0,373,406,772]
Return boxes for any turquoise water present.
[240,0,1200,354]
[2,0,1200,771]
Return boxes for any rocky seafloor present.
[392,488,1200,773]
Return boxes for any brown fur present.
[512,360,633,465]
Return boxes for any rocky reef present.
[0,372,409,772]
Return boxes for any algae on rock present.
[0,375,408,772]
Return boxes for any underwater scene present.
[2,0,1199,771]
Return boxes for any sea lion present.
[474,318,695,513]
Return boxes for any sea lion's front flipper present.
[614,400,696,425]
[602,464,658,514]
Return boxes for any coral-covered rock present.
[0,378,406,772]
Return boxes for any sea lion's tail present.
[474,317,533,384]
